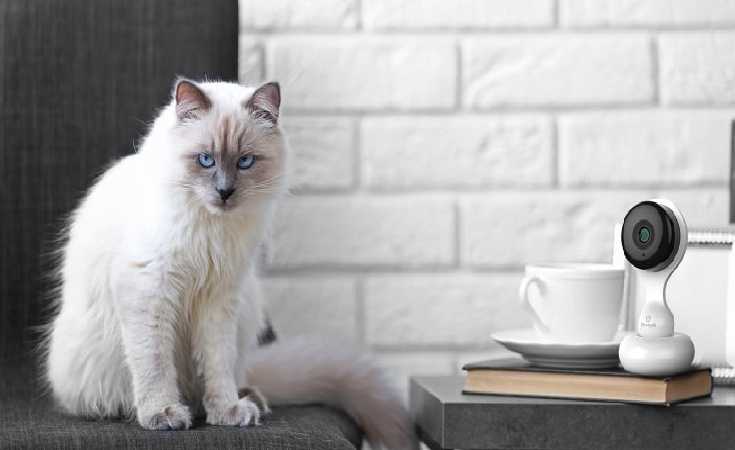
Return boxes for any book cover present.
[462,358,712,405]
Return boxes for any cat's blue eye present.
[198,153,215,168]
[237,154,256,170]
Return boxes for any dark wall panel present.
[0,0,238,360]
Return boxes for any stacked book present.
[463,359,712,406]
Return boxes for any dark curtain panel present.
[0,0,238,360]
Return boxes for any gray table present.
[410,376,735,450]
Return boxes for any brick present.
[363,0,553,29]
[660,33,735,104]
[561,0,735,27]
[652,189,729,227]
[364,274,530,345]
[238,38,264,84]
[283,117,355,191]
[261,277,358,340]
[559,111,732,187]
[268,37,457,111]
[239,0,357,30]
[269,196,455,268]
[461,191,654,267]
[463,35,653,107]
[362,116,552,189]
[461,191,730,268]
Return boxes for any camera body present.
[621,199,687,338]
[619,199,695,376]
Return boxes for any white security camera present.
[618,199,695,376]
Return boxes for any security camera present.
[618,199,695,376]
[621,199,687,337]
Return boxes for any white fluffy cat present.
[45,79,416,450]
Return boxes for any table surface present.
[410,376,735,450]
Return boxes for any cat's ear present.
[245,82,280,125]
[174,79,211,121]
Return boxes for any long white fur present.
[245,337,416,449]
[44,81,417,449]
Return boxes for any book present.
[463,359,712,405]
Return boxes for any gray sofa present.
[0,1,361,448]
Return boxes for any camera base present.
[619,332,695,377]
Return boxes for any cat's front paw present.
[206,397,263,427]
[138,403,192,431]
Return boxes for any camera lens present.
[639,227,651,243]
[632,219,654,250]
[621,201,680,270]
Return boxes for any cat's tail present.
[243,337,418,450]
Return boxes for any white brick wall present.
[363,0,555,29]
[239,0,357,30]
[559,110,733,186]
[463,35,653,107]
[362,116,553,189]
[266,37,457,111]
[282,117,356,191]
[262,277,359,339]
[560,0,735,27]
[364,274,529,346]
[270,196,455,269]
[240,0,732,398]
[659,33,735,104]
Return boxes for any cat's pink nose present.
[217,188,235,201]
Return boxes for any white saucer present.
[491,328,625,369]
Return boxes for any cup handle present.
[519,276,549,333]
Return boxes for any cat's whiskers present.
[247,174,285,193]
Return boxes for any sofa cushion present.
[0,361,362,450]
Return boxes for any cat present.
[44,79,416,450]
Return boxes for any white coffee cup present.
[519,263,625,343]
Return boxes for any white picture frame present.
[613,226,735,370]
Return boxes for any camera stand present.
[619,332,694,376]
[618,199,696,376]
